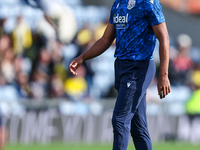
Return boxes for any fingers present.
[158,85,170,99]
[158,87,164,99]
[72,62,77,68]
[168,85,171,94]
[163,86,167,98]
[69,57,83,75]
[159,91,163,99]
[69,61,78,75]
[158,88,165,99]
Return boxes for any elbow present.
[101,37,114,48]
[158,34,169,46]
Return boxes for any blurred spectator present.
[50,41,67,84]
[64,65,88,101]
[12,16,32,55]
[35,47,52,74]
[186,62,200,114]
[191,65,200,89]
[186,88,200,115]
[0,35,12,61]
[13,55,32,75]
[50,74,65,98]
[29,70,49,99]
[169,34,193,85]
[15,71,32,98]
[77,27,93,47]
[23,0,78,44]
[0,18,6,37]
[1,48,15,84]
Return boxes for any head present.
[177,34,192,55]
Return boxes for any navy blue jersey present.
[109,0,165,61]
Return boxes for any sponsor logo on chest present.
[113,13,129,24]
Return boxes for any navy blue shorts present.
[112,58,155,150]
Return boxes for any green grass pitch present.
[5,142,200,150]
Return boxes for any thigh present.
[113,60,155,115]
[114,79,137,115]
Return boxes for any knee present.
[112,113,123,130]
[112,113,131,132]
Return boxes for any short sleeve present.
[109,10,114,24]
[144,0,165,26]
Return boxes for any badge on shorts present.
[127,0,136,10]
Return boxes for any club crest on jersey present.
[127,0,136,10]
[150,0,154,4]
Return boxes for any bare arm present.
[69,23,116,75]
[152,22,171,99]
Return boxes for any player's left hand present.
[157,75,171,99]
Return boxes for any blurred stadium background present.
[0,0,200,150]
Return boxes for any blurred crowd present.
[0,0,200,115]
[0,0,114,103]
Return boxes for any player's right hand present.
[69,57,83,75]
